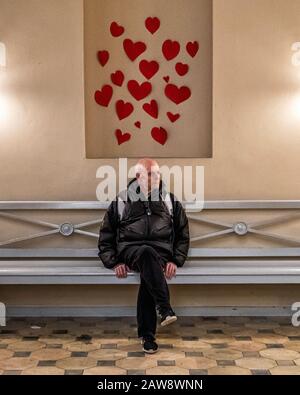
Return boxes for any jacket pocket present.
[150,223,173,240]
[121,221,146,241]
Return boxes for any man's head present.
[134,158,160,195]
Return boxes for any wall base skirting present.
[5,305,293,318]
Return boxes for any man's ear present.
[136,173,140,179]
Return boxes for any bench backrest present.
[1,200,300,259]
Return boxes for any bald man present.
[98,159,190,354]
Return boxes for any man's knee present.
[138,245,162,267]
[139,245,158,258]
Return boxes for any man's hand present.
[164,262,177,279]
[114,263,130,278]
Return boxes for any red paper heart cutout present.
[97,50,109,66]
[127,80,152,101]
[139,60,159,80]
[115,100,134,120]
[123,39,147,61]
[135,121,141,129]
[175,62,189,76]
[145,17,160,34]
[94,85,113,107]
[115,129,131,145]
[165,84,191,105]
[110,22,125,37]
[143,100,158,119]
[167,112,180,123]
[163,76,170,83]
[186,41,199,58]
[111,70,124,87]
[162,40,180,61]
[151,127,168,145]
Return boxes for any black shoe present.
[141,338,159,354]
[160,309,177,327]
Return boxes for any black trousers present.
[119,244,173,341]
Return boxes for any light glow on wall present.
[0,42,6,67]
[289,43,300,122]
[0,94,9,124]
[289,92,300,122]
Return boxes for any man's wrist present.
[114,263,124,269]
[170,258,179,267]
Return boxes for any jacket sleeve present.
[98,200,119,269]
[171,196,190,267]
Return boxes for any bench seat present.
[1,257,300,284]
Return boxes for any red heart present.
[145,17,160,34]
[135,121,141,129]
[143,100,158,119]
[127,80,152,101]
[110,21,124,37]
[165,84,191,105]
[151,127,168,145]
[163,76,170,83]
[186,41,199,58]
[175,62,189,76]
[115,100,134,120]
[123,39,147,61]
[111,70,124,87]
[115,129,131,145]
[94,85,113,107]
[97,50,109,66]
[167,112,180,123]
[162,40,180,61]
[139,60,159,80]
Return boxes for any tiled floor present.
[0,316,300,375]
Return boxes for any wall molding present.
[6,305,293,318]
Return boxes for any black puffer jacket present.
[98,177,190,269]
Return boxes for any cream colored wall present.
[1,0,300,309]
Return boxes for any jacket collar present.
[126,177,168,201]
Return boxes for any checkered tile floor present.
[0,316,300,375]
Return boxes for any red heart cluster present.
[94,18,199,146]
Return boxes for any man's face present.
[138,164,160,194]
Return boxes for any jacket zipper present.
[145,200,152,238]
